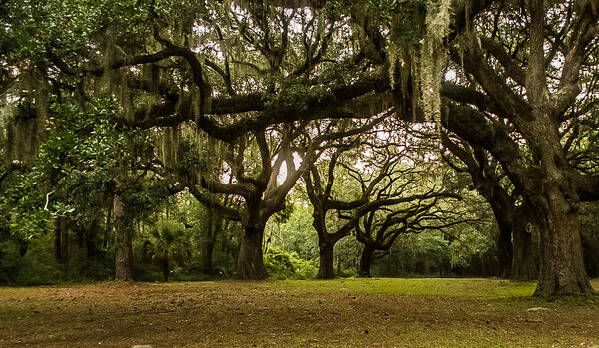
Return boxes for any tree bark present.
[236,225,268,280]
[114,191,134,281]
[496,222,513,278]
[103,203,112,250]
[163,251,169,282]
[317,242,335,279]
[512,226,538,281]
[524,108,592,295]
[114,227,134,281]
[204,210,222,274]
[482,186,515,279]
[511,207,539,280]
[54,216,69,264]
[204,240,215,273]
[359,245,375,278]
[54,219,62,263]
[533,194,592,296]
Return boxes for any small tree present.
[146,220,190,282]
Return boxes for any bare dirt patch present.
[0,279,598,347]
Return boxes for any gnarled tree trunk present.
[486,190,515,279]
[359,245,375,278]
[522,106,593,295]
[236,225,268,280]
[313,210,340,279]
[512,226,538,280]
[317,242,335,279]
[533,190,592,296]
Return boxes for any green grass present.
[278,277,538,299]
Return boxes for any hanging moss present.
[2,68,49,166]
[101,28,136,122]
[6,105,40,165]
[419,0,451,126]
[157,125,182,169]
[102,30,119,89]
[388,0,452,126]
[141,64,161,95]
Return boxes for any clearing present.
[0,278,598,347]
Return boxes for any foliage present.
[580,202,599,278]
[264,249,318,280]
[148,220,189,255]
[0,240,21,283]
[0,232,112,285]
[4,99,120,241]
[266,201,318,260]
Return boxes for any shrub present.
[264,249,317,280]
[0,240,21,284]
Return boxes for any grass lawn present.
[0,278,598,347]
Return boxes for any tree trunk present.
[114,227,133,281]
[511,209,539,280]
[103,203,112,250]
[236,225,268,280]
[317,243,335,279]
[204,211,222,274]
[359,245,374,278]
[581,230,599,278]
[486,192,515,279]
[496,223,513,278]
[114,191,134,281]
[163,251,169,282]
[204,240,215,273]
[533,190,592,296]
[54,216,69,264]
[54,219,62,263]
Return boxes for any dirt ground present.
[0,278,598,347]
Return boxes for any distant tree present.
[355,194,464,278]
[304,121,459,278]
[196,118,384,279]
[441,133,539,280]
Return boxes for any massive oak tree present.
[354,0,599,294]
[437,0,599,295]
